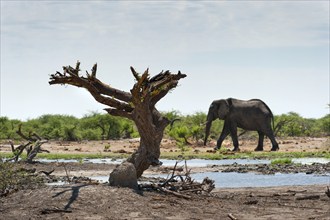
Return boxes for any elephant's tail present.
[271,112,275,133]
[264,101,275,132]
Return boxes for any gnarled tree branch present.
[49,61,186,179]
[49,62,133,115]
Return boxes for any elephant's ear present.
[217,99,230,119]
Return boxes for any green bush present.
[274,112,330,137]
[0,111,328,141]
[270,158,292,165]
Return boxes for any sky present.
[0,0,329,121]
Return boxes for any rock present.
[109,161,138,189]
[114,149,128,154]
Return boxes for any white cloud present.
[2,1,328,52]
[1,1,329,119]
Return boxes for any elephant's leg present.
[269,135,279,151]
[265,130,279,151]
[229,125,239,152]
[215,125,230,150]
[255,131,264,151]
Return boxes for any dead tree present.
[8,125,48,163]
[49,61,186,178]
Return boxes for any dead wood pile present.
[139,161,215,199]
[7,125,48,163]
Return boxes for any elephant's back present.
[244,99,273,116]
[232,100,273,121]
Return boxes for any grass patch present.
[160,150,330,160]
[270,158,292,165]
[0,152,129,161]
[1,150,329,161]
[36,152,129,160]
[0,152,15,159]
[250,151,330,159]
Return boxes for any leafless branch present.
[140,160,215,199]
[10,125,48,163]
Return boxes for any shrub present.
[0,161,44,197]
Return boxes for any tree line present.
[0,111,329,142]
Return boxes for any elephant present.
[204,98,279,152]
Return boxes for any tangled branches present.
[7,125,48,163]
[140,161,215,199]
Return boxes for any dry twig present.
[8,125,48,163]
[228,213,237,220]
[140,160,215,199]
[62,163,71,183]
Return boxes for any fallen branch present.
[9,125,49,163]
[228,213,237,220]
[39,169,55,176]
[26,140,48,163]
[7,141,32,162]
[62,163,71,183]
[296,195,320,200]
[140,160,215,199]
[287,189,307,193]
[159,187,191,199]
[41,208,72,214]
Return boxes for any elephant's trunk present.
[204,120,212,146]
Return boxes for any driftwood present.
[8,141,31,162]
[228,213,238,220]
[7,125,48,163]
[41,208,72,214]
[296,195,321,200]
[39,169,55,176]
[140,161,215,199]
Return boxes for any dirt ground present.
[1,136,329,155]
[1,184,330,220]
[1,137,330,220]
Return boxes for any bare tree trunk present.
[49,62,186,180]
[127,109,169,177]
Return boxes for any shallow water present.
[90,172,330,188]
[85,157,330,187]
[159,159,270,167]
[36,157,330,166]
[188,172,330,188]
[36,158,270,166]
[38,157,329,188]
[292,158,330,165]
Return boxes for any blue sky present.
[1,1,329,120]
